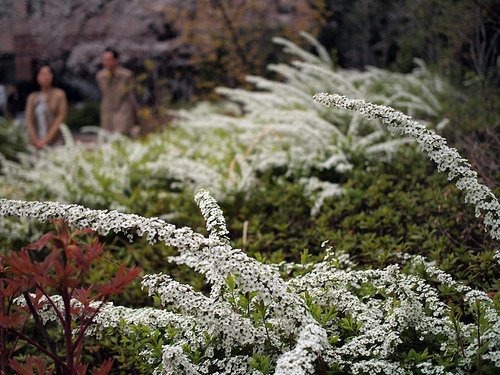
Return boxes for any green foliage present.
[108,322,165,373]
[228,146,499,291]
[0,116,28,162]
[65,101,100,131]
[249,353,275,374]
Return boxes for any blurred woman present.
[25,63,67,148]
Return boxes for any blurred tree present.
[9,0,327,99]
[319,0,408,69]
[439,0,500,88]
[8,1,194,101]
[319,0,500,88]
[391,0,500,88]
[22,0,169,71]
[158,0,329,94]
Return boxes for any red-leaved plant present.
[0,220,141,375]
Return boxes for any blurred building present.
[0,0,181,100]
[0,0,326,102]
[0,1,35,83]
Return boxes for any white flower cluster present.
[0,197,207,247]
[274,323,329,375]
[141,272,263,356]
[0,126,230,224]
[155,345,200,375]
[149,190,329,373]
[286,251,500,373]
[194,188,229,241]
[408,256,500,368]
[349,359,406,375]
[299,177,344,216]
[313,93,500,248]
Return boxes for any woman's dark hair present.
[31,61,56,90]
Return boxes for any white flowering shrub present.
[0,33,445,227]
[171,32,446,212]
[1,90,500,372]
[1,181,499,373]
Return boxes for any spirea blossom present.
[274,323,329,375]
[0,197,206,249]
[141,272,263,355]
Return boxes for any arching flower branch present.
[313,93,500,255]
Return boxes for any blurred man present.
[96,47,138,135]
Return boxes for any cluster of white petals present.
[141,272,264,355]
[274,323,329,375]
[0,197,206,248]
[288,250,500,373]
[155,345,201,375]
